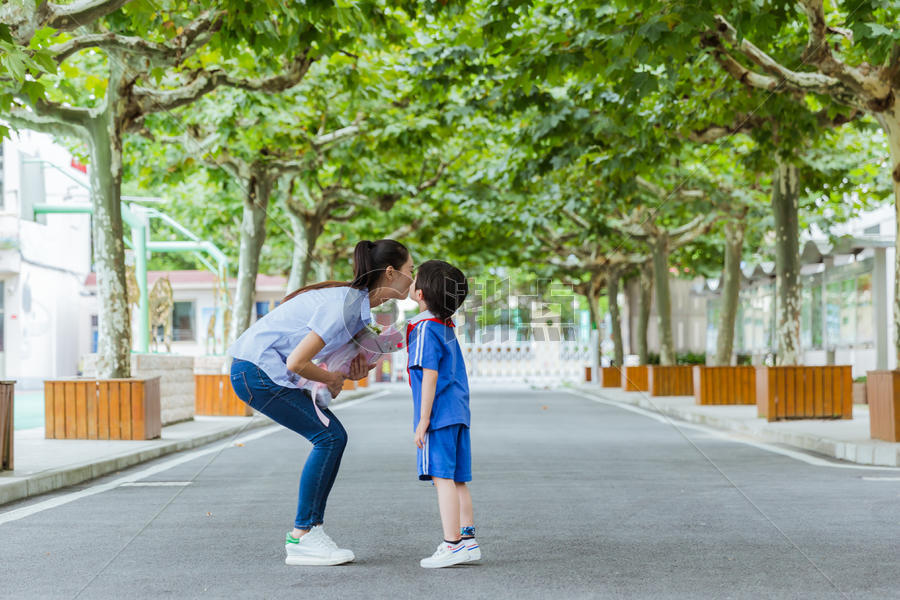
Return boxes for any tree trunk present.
[231,172,272,341]
[715,219,746,365]
[286,211,307,292]
[286,211,323,292]
[585,277,603,360]
[607,267,624,367]
[772,158,802,365]
[90,65,131,378]
[651,235,675,365]
[637,263,652,365]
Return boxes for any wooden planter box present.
[584,366,592,383]
[601,367,622,388]
[755,366,852,422]
[44,377,161,440]
[852,382,867,404]
[648,365,693,397]
[0,381,14,471]
[195,374,253,417]
[865,371,900,442]
[693,366,756,405]
[623,365,648,392]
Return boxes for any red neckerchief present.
[406,318,455,387]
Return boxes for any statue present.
[149,277,174,353]
[205,311,217,355]
[125,265,140,311]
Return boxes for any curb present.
[576,386,900,468]
[0,388,378,506]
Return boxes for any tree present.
[1,2,320,376]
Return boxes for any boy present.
[406,259,480,568]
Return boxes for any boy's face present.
[408,277,427,308]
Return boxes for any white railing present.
[462,341,591,385]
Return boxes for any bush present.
[644,352,706,366]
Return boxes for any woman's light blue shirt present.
[227,286,372,389]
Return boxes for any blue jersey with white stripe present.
[407,310,470,431]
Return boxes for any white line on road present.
[568,390,900,472]
[861,476,900,481]
[119,482,193,487]
[0,389,388,527]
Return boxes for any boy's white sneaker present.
[462,538,481,561]
[420,540,470,568]
[284,527,355,566]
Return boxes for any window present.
[256,301,272,320]
[0,280,4,352]
[90,315,98,353]
[840,278,857,344]
[825,278,859,347]
[172,301,195,342]
[825,281,842,347]
[810,285,822,348]
[0,142,4,211]
[856,273,873,344]
[800,284,823,350]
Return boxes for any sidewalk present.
[0,387,377,506]
[576,384,900,467]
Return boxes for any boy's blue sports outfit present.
[406,310,471,482]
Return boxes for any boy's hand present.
[414,420,429,449]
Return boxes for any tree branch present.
[710,15,867,109]
[636,176,704,200]
[670,214,720,248]
[688,114,768,143]
[50,32,171,63]
[607,214,650,241]
[2,0,131,45]
[30,97,93,126]
[383,218,423,241]
[133,53,313,116]
[562,208,591,229]
[5,106,89,141]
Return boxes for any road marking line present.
[568,390,900,472]
[861,476,900,481]
[119,482,193,487]
[0,388,386,526]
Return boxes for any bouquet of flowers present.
[299,322,405,407]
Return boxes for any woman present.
[229,239,413,566]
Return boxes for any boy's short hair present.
[415,260,468,324]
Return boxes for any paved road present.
[1,385,898,599]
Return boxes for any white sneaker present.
[285,527,355,566]
[420,540,470,568]
[462,538,481,561]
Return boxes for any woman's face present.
[378,254,415,300]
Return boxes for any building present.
[82,271,289,360]
[702,204,896,377]
[0,130,93,387]
[0,128,293,386]
[623,276,708,360]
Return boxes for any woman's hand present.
[348,353,374,381]
[327,373,345,399]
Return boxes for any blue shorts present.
[417,424,471,483]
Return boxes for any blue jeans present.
[230,359,348,530]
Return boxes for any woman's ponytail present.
[281,238,408,303]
